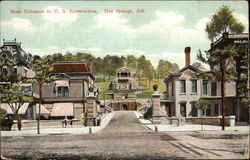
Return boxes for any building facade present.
[162,46,242,122]
[0,40,100,126]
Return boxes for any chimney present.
[89,58,93,74]
[185,47,191,67]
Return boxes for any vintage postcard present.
[0,0,249,159]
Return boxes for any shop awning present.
[0,103,13,114]
[36,104,50,115]
[50,103,73,117]
[0,103,29,114]
[55,80,69,87]
[18,103,29,114]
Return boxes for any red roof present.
[51,63,89,73]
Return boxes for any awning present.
[18,103,29,114]
[20,83,32,87]
[50,103,73,117]
[0,103,13,114]
[0,103,29,114]
[36,104,50,115]
[55,80,69,87]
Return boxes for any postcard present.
[0,1,249,159]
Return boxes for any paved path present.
[101,111,147,133]
[1,111,248,159]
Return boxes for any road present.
[1,111,248,159]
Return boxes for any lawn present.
[96,78,166,99]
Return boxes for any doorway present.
[122,104,128,110]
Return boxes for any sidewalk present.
[1,112,114,137]
[134,111,249,132]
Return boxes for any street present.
[1,111,248,159]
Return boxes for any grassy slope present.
[96,78,166,100]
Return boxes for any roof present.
[0,40,33,67]
[116,66,134,73]
[51,62,89,73]
[210,33,249,51]
[164,65,209,83]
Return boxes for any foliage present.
[206,5,245,42]
[196,99,210,111]
[33,56,57,84]
[32,56,57,134]
[192,62,206,70]
[0,107,7,120]
[0,59,34,130]
[199,5,245,130]
[156,59,179,79]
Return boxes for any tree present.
[206,5,245,42]
[196,99,210,131]
[126,55,137,69]
[32,56,56,134]
[0,59,33,130]
[199,5,245,130]
[157,59,179,79]
[198,45,237,130]
[192,62,206,70]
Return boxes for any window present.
[191,80,197,93]
[13,67,17,76]
[214,104,221,116]
[20,85,32,96]
[2,66,8,75]
[57,87,69,97]
[24,69,28,78]
[180,80,186,93]
[191,102,198,117]
[180,103,186,117]
[211,82,217,96]
[202,104,211,116]
[203,80,208,95]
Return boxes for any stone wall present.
[185,117,233,126]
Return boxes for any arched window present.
[2,66,8,75]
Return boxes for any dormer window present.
[2,66,8,75]
[13,66,17,76]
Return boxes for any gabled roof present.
[116,66,133,72]
[51,62,89,73]
[164,65,209,83]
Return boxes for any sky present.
[0,1,248,68]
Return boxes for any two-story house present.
[0,39,35,78]
[30,62,100,125]
[162,47,238,121]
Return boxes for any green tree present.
[0,59,33,130]
[196,99,210,131]
[206,5,245,42]
[198,45,237,130]
[192,62,206,70]
[32,56,57,134]
[136,55,147,84]
[126,55,137,69]
[157,60,179,79]
[199,5,245,130]
[0,108,7,121]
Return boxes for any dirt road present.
[1,111,247,159]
